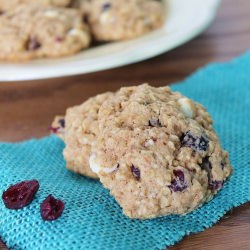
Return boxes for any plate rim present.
[0,0,221,82]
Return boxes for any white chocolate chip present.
[100,12,116,24]
[89,154,100,174]
[68,28,85,37]
[178,98,196,118]
[103,163,119,173]
[44,10,59,18]
[89,154,119,174]
[68,28,90,43]
[68,29,80,36]
[144,139,154,147]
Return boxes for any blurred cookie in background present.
[74,0,166,41]
[0,0,72,12]
[0,4,91,61]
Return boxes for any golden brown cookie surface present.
[90,84,232,219]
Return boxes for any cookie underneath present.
[52,92,114,179]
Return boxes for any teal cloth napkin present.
[0,53,250,250]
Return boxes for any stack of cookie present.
[51,84,232,219]
[0,0,165,61]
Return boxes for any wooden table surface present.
[1,0,250,249]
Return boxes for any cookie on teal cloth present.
[0,52,250,250]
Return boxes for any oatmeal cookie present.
[77,0,165,41]
[90,84,232,219]
[51,92,114,179]
[0,4,90,61]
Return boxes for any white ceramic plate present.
[0,0,220,82]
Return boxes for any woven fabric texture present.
[0,53,250,250]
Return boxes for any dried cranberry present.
[200,156,212,181]
[200,157,223,190]
[55,36,64,43]
[208,180,224,190]
[131,165,141,181]
[83,14,89,23]
[181,131,209,152]
[201,156,212,172]
[113,163,120,172]
[58,118,65,128]
[2,180,39,210]
[26,37,41,51]
[148,118,162,127]
[40,195,64,221]
[49,126,59,134]
[169,170,188,192]
[102,3,111,11]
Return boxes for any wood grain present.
[0,0,250,249]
